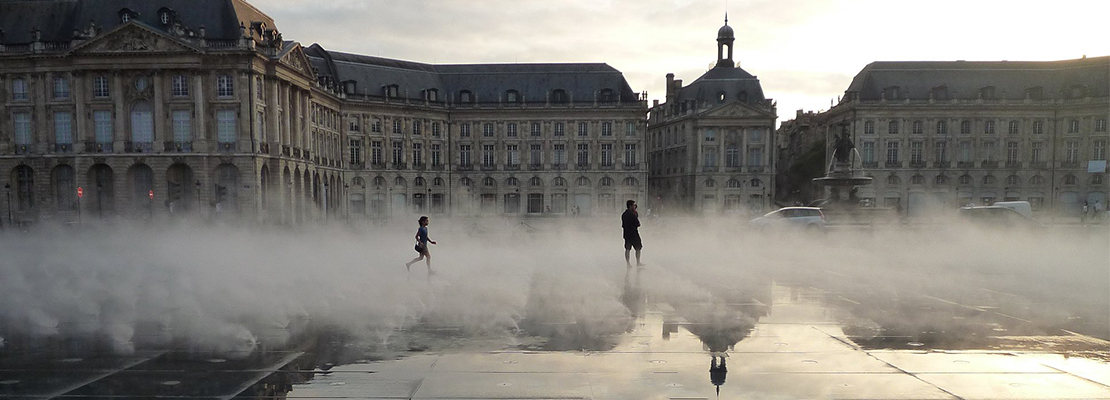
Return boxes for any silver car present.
[749,207,827,231]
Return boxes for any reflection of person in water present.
[710,353,727,397]
[620,268,643,317]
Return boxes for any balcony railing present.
[504,164,520,171]
[624,163,639,170]
[1062,161,1080,168]
[883,161,902,168]
[957,161,975,168]
[371,162,386,169]
[481,164,496,171]
[392,162,408,170]
[1030,161,1047,169]
[413,163,426,171]
[164,141,193,152]
[748,166,766,173]
[530,164,544,171]
[861,161,878,168]
[282,145,291,156]
[53,143,73,153]
[303,150,311,160]
[701,166,717,172]
[601,164,616,170]
[552,164,568,171]
[350,162,365,170]
[1006,161,1022,168]
[575,164,591,170]
[217,142,236,152]
[125,141,153,153]
[457,164,474,171]
[292,148,302,158]
[909,161,927,168]
[431,164,445,171]
[259,142,271,154]
[981,161,999,169]
[933,161,950,168]
[84,141,113,153]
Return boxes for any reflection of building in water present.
[647,18,778,216]
[0,0,647,225]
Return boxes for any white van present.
[991,201,1033,219]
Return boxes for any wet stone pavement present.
[3,271,1110,399]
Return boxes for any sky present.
[254,0,1109,124]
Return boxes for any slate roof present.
[846,57,1110,100]
[675,65,767,104]
[0,0,272,44]
[305,43,640,104]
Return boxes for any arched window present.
[552,89,568,104]
[958,174,972,185]
[483,177,496,187]
[1029,175,1044,186]
[575,176,590,186]
[911,175,925,185]
[414,177,425,187]
[14,165,34,210]
[505,90,520,103]
[460,177,473,187]
[1006,175,1021,185]
[553,177,567,187]
[352,177,365,187]
[529,176,543,186]
[623,177,638,186]
[705,179,716,188]
[600,177,614,187]
[600,88,615,102]
[433,177,444,186]
[374,176,386,187]
[887,175,901,185]
[983,175,997,185]
[506,177,519,186]
[394,176,406,187]
[726,179,741,188]
[934,175,949,185]
[750,179,763,188]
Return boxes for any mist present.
[0,217,1106,358]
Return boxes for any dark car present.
[956,206,1043,228]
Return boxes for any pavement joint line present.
[42,351,166,400]
[223,351,306,400]
[1061,329,1110,345]
[864,352,967,400]
[837,295,861,305]
[1041,363,1110,389]
[979,287,1022,298]
[992,311,1034,323]
[922,295,988,313]
[811,326,862,351]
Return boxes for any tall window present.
[909,141,923,163]
[15,166,33,210]
[577,143,589,166]
[960,120,971,134]
[483,123,494,137]
[460,122,470,137]
[626,122,636,136]
[432,122,441,137]
[864,120,875,135]
[959,142,972,162]
[53,112,73,147]
[507,122,518,137]
[256,77,263,100]
[94,111,112,144]
[704,129,716,142]
[459,144,472,165]
[747,147,762,166]
[482,145,495,167]
[936,120,948,135]
[1031,142,1043,163]
[600,143,613,166]
[372,118,382,133]
[371,141,383,164]
[703,146,717,168]
[601,122,613,137]
[431,144,442,166]
[1008,120,1020,135]
[554,144,566,165]
[350,139,363,165]
[984,120,995,134]
[888,120,899,135]
[130,101,154,144]
[392,142,404,164]
[1033,120,1044,134]
[861,141,875,163]
[725,145,740,167]
[393,119,403,134]
[54,165,76,211]
[216,110,236,143]
[983,141,996,162]
[1006,142,1020,163]
[12,78,28,100]
[530,144,542,165]
[93,76,110,98]
[412,143,423,165]
[578,122,588,137]
[554,122,565,137]
[1068,119,1079,133]
[530,122,541,137]
[1094,140,1106,161]
[172,110,191,142]
[413,120,422,135]
[216,74,234,97]
[934,141,947,162]
[506,144,520,166]
[886,141,900,163]
[1064,142,1079,163]
[1097,118,1107,133]
[53,76,70,99]
[912,120,923,134]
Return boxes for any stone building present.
[0,0,646,225]
[809,57,1109,217]
[646,19,777,215]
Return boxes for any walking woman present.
[405,216,436,274]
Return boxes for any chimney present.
[665,73,675,105]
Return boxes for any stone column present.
[193,74,207,146]
[73,72,86,144]
[152,71,163,147]
[113,71,125,149]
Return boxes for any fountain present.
[812,122,873,207]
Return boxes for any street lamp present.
[344,183,350,221]
[96,182,103,219]
[4,183,10,227]
[323,181,330,221]
[195,180,201,215]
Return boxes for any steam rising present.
[0,218,1106,357]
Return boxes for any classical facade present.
[0,0,646,225]
[805,57,1109,216]
[646,20,777,215]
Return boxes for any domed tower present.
[716,15,735,68]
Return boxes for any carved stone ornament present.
[93,157,107,164]
[280,47,313,77]
[134,157,146,164]
[172,156,185,164]
[83,24,192,54]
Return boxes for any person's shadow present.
[620,268,643,318]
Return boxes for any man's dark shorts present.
[624,233,643,251]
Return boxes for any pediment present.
[279,44,315,78]
[702,102,773,119]
[72,22,200,55]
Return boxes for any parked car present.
[749,207,827,231]
[956,206,1043,228]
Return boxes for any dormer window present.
[931,85,948,100]
[979,86,996,99]
[599,88,615,102]
[158,8,174,25]
[717,91,726,103]
[505,90,520,103]
[384,84,399,98]
[118,8,136,23]
[551,89,568,104]
[343,81,356,95]
[1025,86,1044,100]
[424,89,438,102]
[1068,85,1087,99]
[882,86,900,100]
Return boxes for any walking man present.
[622,200,644,268]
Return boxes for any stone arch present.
[87,163,115,217]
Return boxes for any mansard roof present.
[846,56,1110,100]
[676,64,767,104]
[0,0,274,44]
[304,43,640,104]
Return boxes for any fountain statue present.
[812,122,873,205]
